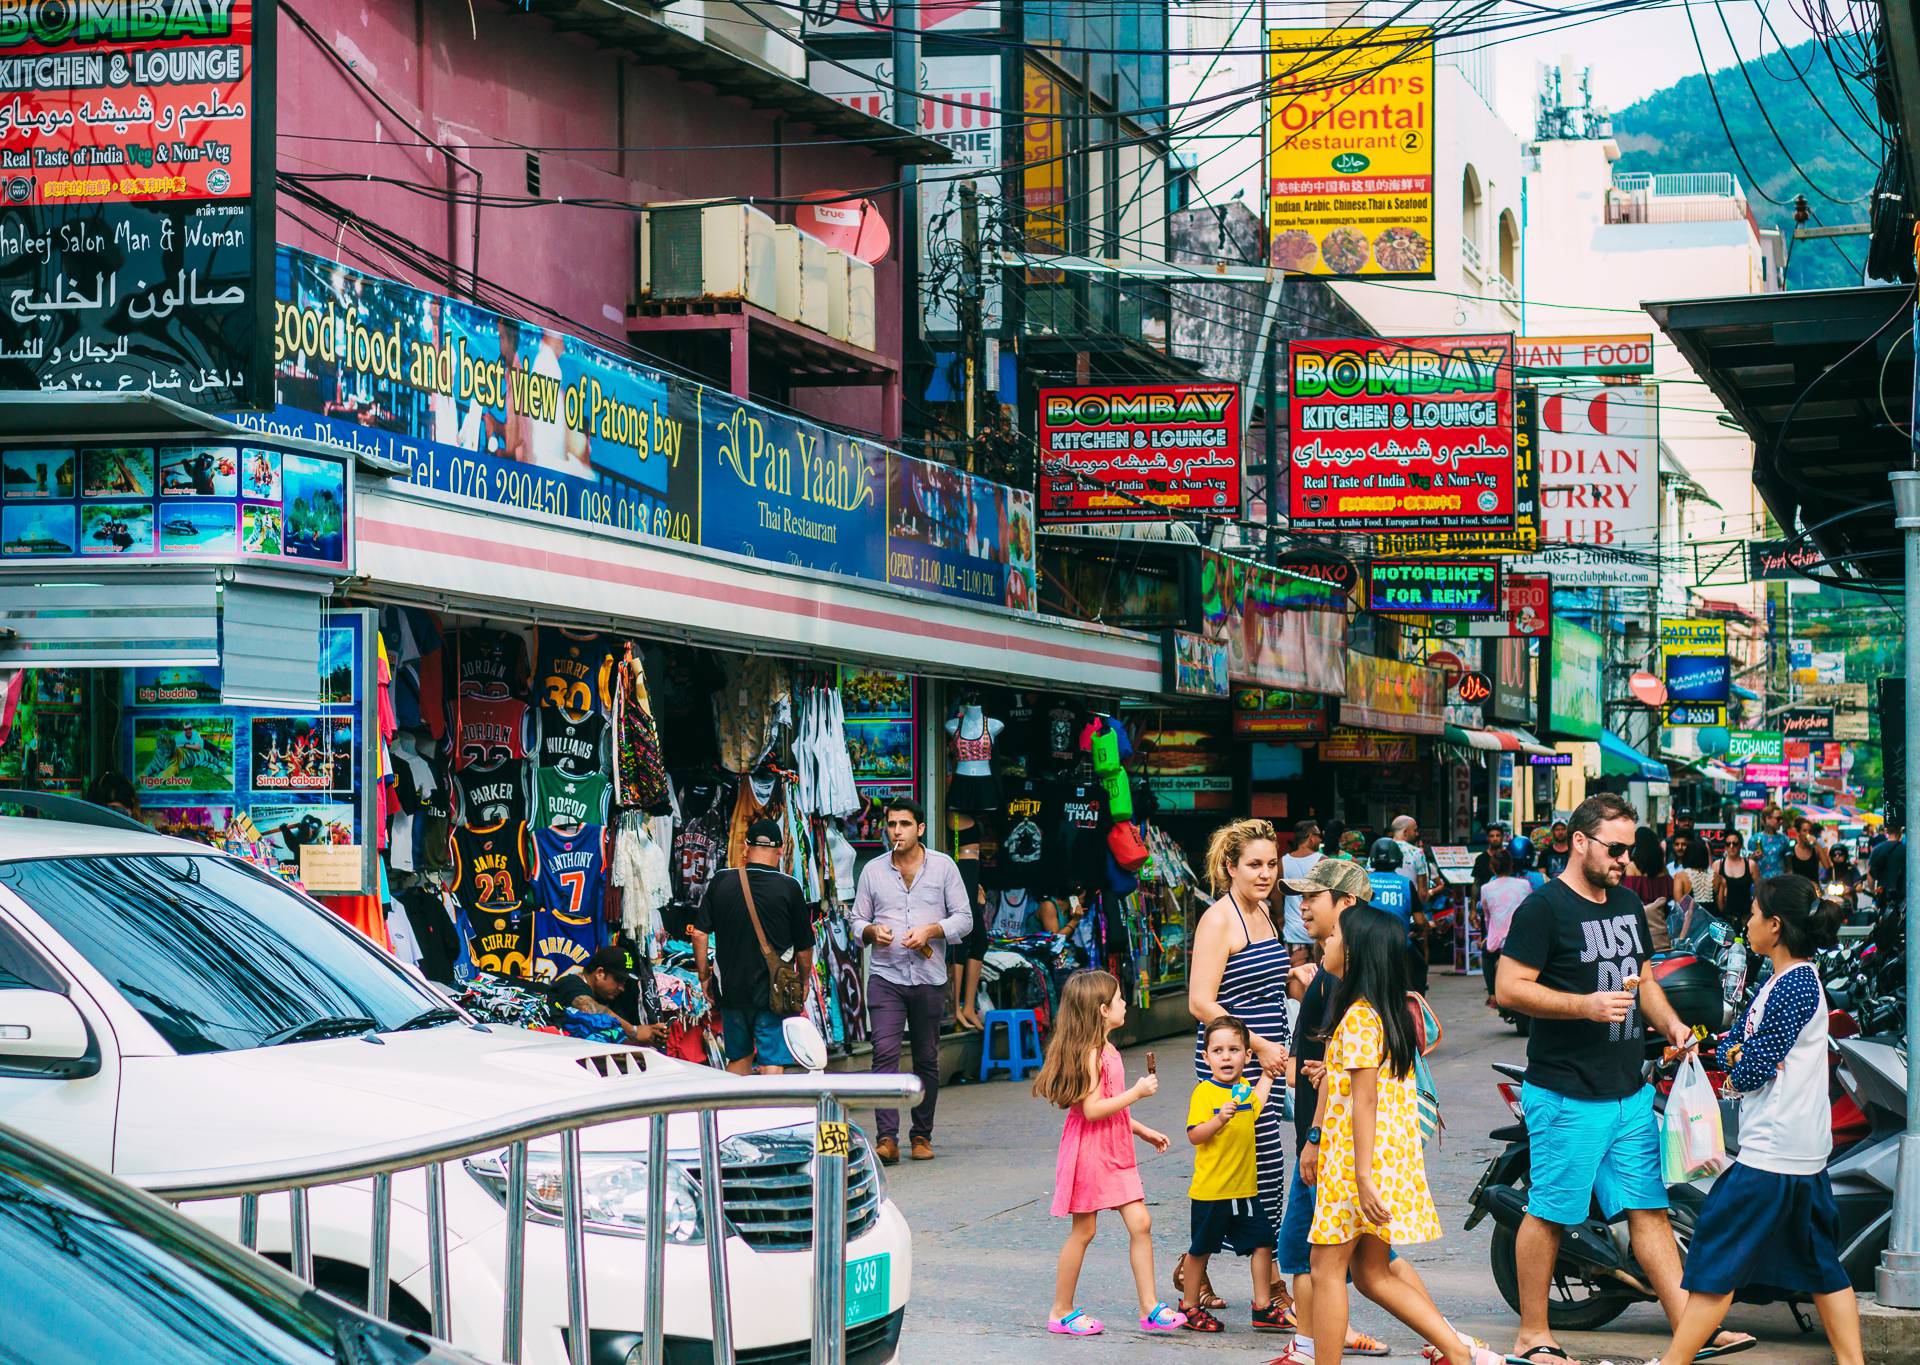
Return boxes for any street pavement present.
[885,971,1836,1363]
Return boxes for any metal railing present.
[1611,170,1738,198]
[130,1072,923,1365]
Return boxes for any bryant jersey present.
[451,627,529,698]
[536,627,618,718]
[451,821,537,978]
[531,825,610,981]
[537,766,609,829]
[455,760,529,828]
[536,705,608,779]
[454,690,532,771]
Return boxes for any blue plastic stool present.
[979,1008,1044,1081]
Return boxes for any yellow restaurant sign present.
[1266,25,1436,280]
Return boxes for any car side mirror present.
[781,1015,828,1074]
[0,989,101,1079]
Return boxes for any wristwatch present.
[1306,1126,1322,1146]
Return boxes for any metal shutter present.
[219,577,325,708]
[0,573,220,668]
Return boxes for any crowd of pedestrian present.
[1029,795,1866,1365]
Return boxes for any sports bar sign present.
[1286,334,1515,533]
[1037,384,1241,524]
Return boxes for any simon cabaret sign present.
[239,248,1037,611]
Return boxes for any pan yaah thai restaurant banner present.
[240,247,1035,611]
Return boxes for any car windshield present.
[0,1133,333,1364]
[0,854,441,1054]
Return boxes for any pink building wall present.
[274,0,906,436]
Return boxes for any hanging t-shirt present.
[995,779,1050,889]
[537,705,609,779]
[1055,777,1107,890]
[531,825,610,981]
[1045,702,1078,762]
[535,626,618,718]
[450,628,529,698]
[451,821,537,977]
[452,691,531,771]
[1499,878,1653,1101]
[537,767,610,829]
[672,788,731,901]
[990,887,1041,938]
[455,760,529,828]
[1001,692,1041,775]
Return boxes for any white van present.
[0,817,909,1363]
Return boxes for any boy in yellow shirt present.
[1175,1015,1277,1333]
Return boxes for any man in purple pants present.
[850,796,973,1164]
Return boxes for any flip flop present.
[1346,1330,1390,1356]
[1425,1332,1493,1363]
[1508,1346,1580,1365]
[1047,1309,1104,1336]
[1693,1334,1757,1361]
[1140,1302,1189,1332]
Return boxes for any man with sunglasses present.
[1496,795,1750,1365]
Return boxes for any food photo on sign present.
[1286,335,1516,533]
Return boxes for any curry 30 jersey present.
[531,825,610,981]
[536,627,618,718]
[450,821,537,978]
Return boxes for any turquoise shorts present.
[1522,1082,1668,1226]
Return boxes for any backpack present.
[1407,992,1444,1146]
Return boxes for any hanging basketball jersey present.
[537,766,610,828]
[536,627,618,718]
[451,627,530,698]
[536,705,609,779]
[456,760,530,828]
[453,690,532,771]
[531,825,610,981]
[450,821,537,977]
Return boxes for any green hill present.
[1610,38,1885,290]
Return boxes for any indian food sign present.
[1266,25,1435,280]
[1037,384,1241,525]
[1286,334,1516,533]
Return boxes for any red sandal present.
[1181,1306,1223,1333]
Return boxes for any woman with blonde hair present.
[1180,817,1292,1327]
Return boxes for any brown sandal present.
[1182,1306,1224,1333]
[1171,1257,1228,1312]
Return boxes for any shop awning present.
[1600,728,1666,780]
[1444,723,1556,756]
[357,482,1165,696]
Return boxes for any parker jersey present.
[451,821,537,978]
[455,760,529,828]
[453,691,532,771]
[536,627,618,718]
[531,825,610,981]
[536,705,609,779]
[537,767,610,828]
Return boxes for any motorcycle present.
[1465,1037,1901,1331]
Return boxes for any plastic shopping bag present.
[1661,1053,1730,1183]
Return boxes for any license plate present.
[846,1253,890,1327]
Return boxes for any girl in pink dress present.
[1034,969,1186,1337]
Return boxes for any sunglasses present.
[1581,837,1633,860]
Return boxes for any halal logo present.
[1457,671,1492,704]
[206,168,231,194]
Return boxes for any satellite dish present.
[794,192,891,265]
[1700,726,1732,757]
[1628,670,1667,706]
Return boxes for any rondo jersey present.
[537,767,609,829]
[451,821,538,978]
[531,825,610,981]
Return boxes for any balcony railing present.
[1461,233,1485,279]
[1496,273,1520,312]
[1612,171,1738,198]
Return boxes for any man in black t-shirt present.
[549,948,665,1047]
[1496,793,1748,1364]
[1869,822,1906,906]
[1469,822,1509,902]
[691,819,815,1075]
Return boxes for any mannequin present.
[944,699,1003,814]
[948,812,987,1030]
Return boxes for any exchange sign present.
[1286,334,1516,534]
[1365,560,1500,614]
[1266,25,1435,280]
[1037,384,1241,524]
[1727,729,1784,765]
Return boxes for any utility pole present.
[958,179,983,472]
[1245,276,1287,558]
[893,1,920,350]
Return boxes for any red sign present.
[1426,650,1465,686]
[1506,572,1550,637]
[1286,334,1516,533]
[1038,384,1242,524]
[1,3,259,206]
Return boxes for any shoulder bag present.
[739,867,807,1017]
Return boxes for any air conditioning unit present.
[639,201,777,309]
[845,257,876,352]
[824,248,851,342]
[774,224,831,332]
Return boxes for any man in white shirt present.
[1279,819,1324,965]
[1390,814,1433,908]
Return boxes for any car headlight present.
[465,1149,704,1244]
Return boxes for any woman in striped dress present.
[1183,817,1291,1328]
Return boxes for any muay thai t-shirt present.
[1499,878,1652,1100]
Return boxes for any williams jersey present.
[450,627,529,698]
[537,767,609,829]
[531,825,610,981]
[453,690,532,771]
[455,760,529,828]
[451,821,537,978]
[536,705,608,779]
[536,627,618,718]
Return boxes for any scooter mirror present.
[782,1015,829,1073]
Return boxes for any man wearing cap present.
[549,946,667,1047]
[850,796,973,1163]
[693,818,815,1076]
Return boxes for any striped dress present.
[1194,898,1292,1245]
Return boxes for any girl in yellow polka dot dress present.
[1304,906,1501,1365]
